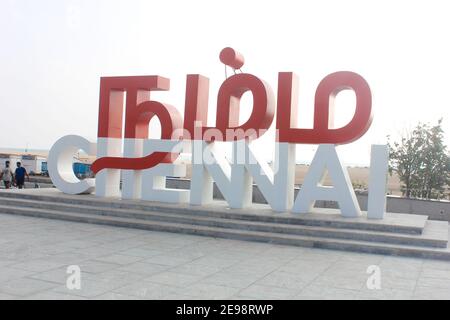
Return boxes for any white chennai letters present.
[95,137,122,198]
[121,138,144,200]
[141,139,190,203]
[47,135,389,219]
[367,145,389,219]
[292,144,361,218]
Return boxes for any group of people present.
[0,161,29,189]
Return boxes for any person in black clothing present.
[15,162,29,189]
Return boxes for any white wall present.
[21,158,46,174]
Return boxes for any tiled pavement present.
[0,213,449,300]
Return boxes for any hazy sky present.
[1,0,449,165]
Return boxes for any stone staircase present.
[0,189,449,260]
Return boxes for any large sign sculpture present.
[48,48,389,219]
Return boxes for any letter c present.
[48,135,97,194]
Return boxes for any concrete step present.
[0,198,447,248]
[0,189,428,235]
[0,204,449,260]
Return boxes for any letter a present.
[292,144,361,217]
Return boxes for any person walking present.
[0,161,14,189]
[14,162,29,189]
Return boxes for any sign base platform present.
[0,188,449,260]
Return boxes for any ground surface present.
[0,213,449,300]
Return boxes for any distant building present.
[1,152,94,177]
[1,153,47,174]
[20,154,47,174]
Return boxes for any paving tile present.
[260,246,305,260]
[329,259,381,271]
[255,271,310,291]
[100,239,149,250]
[320,263,369,279]
[278,257,334,275]
[201,271,263,289]
[61,240,103,249]
[9,258,66,272]
[177,283,240,300]
[238,284,297,299]
[113,281,178,299]
[162,293,201,300]
[294,284,359,300]
[293,249,343,262]
[93,292,145,300]
[83,269,147,287]
[118,247,163,258]
[230,294,262,300]
[117,262,169,276]
[337,252,385,265]
[0,259,18,268]
[357,287,414,300]
[224,262,280,276]
[145,271,205,288]
[75,246,119,257]
[312,274,367,291]
[165,247,208,260]
[138,241,186,251]
[0,292,18,300]
[187,256,241,269]
[169,262,224,277]
[24,291,88,300]
[52,279,118,298]
[37,244,81,255]
[143,254,197,267]
[77,260,121,274]
[416,277,450,289]
[378,276,417,291]
[272,267,325,283]
[234,257,286,269]
[422,260,450,271]
[45,252,94,265]
[0,267,36,283]
[28,267,71,284]
[0,278,59,297]
[420,267,450,280]
[0,247,48,261]
[377,263,422,280]
[413,286,450,300]
[93,254,144,265]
